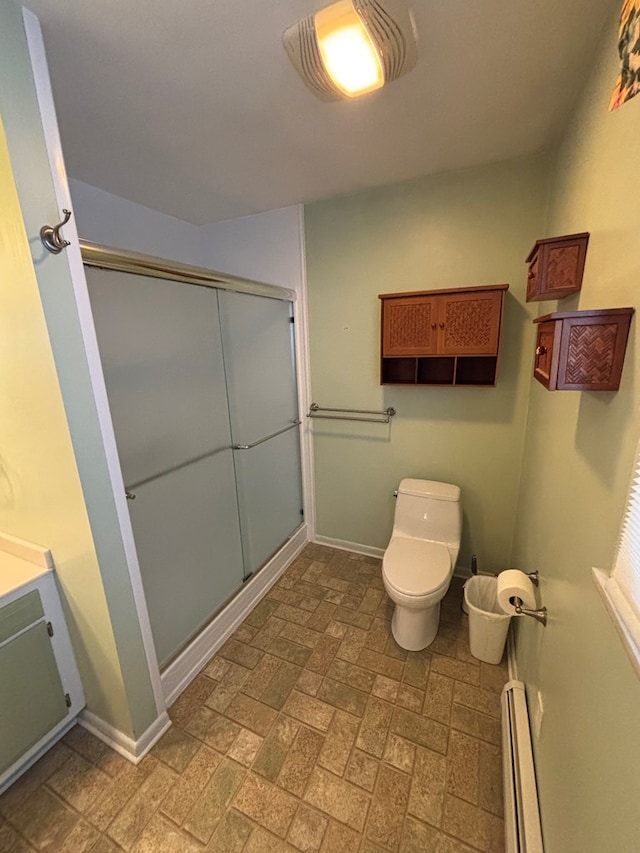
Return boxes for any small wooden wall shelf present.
[533,307,634,391]
[526,232,589,302]
[379,284,509,387]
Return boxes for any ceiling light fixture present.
[283,0,418,101]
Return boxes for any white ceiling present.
[25,0,614,225]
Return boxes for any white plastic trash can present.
[464,576,511,664]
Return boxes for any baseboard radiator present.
[501,680,545,853]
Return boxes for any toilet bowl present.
[382,479,462,651]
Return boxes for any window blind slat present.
[611,438,640,634]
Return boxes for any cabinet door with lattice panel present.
[381,296,439,356]
[437,290,503,355]
[532,308,633,391]
[525,232,589,302]
[526,251,540,301]
[543,243,584,298]
[557,314,632,391]
[533,321,557,388]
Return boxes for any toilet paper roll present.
[497,569,537,615]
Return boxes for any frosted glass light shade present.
[315,0,384,97]
[283,0,418,102]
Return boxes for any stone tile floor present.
[0,544,508,852]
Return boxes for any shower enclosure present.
[83,245,304,668]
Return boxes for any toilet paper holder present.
[499,569,546,625]
[514,570,546,624]
[511,596,547,626]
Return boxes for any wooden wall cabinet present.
[533,308,634,391]
[526,232,589,302]
[379,284,509,386]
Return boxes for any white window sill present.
[592,567,640,680]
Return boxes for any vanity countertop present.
[0,532,53,600]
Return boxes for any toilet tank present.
[393,479,462,552]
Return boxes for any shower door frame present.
[80,240,312,706]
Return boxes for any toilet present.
[382,478,462,651]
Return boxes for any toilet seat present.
[383,537,451,597]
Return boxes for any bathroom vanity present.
[0,534,84,793]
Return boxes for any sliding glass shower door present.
[219,291,304,576]
[86,268,244,667]
[86,263,304,669]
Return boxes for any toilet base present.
[391,601,441,651]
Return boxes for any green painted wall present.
[511,9,640,853]
[305,155,549,570]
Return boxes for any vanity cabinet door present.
[0,575,84,792]
[0,620,68,774]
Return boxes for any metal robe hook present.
[40,209,72,254]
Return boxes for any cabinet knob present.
[536,345,547,356]
[439,322,445,329]
[431,322,437,329]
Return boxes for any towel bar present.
[307,403,396,424]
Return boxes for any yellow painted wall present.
[0,119,136,732]
[305,154,549,570]
[511,9,640,852]
[0,0,159,739]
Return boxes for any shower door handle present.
[233,419,301,451]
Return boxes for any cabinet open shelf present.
[382,355,499,386]
[455,356,498,385]
[381,357,418,384]
[417,357,455,385]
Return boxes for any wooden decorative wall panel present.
[546,245,581,296]
[443,298,496,350]
[565,324,617,385]
[386,302,435,351]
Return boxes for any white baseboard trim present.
[161,524,309,708]
[79,709,171,764]
[314,535,473,580]
[313,535,384,560]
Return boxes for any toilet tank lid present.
[398,479,461,502]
